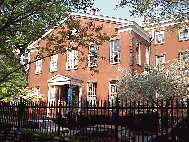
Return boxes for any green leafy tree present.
[0,54,27,100]
[115,0,189,23]
[0,0,96,100]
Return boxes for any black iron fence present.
[0,98,189,142]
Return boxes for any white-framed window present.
[179,26,189,41]
[50,86,56,99]
[50,53,58,72]
[180,51,189,61]
[88,44,98,67]
[136,41,141,65]
[109,80,118,103]
[71,28,79,36]
[145,46,150,66]
[155,31,165,45]
[87,82,97,106]
[66,49,78,70]
[35,57,42,74]
[110,39,120,64]
[155,55,165,66]
[34,87,40,102]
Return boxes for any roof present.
[27,12,151,50]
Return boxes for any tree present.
[0,0,94,77]
[115,0,189,23]
[0,0,97,100]
[0,54,27,101]
[116,58,189,105]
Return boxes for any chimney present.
[90,8,96,15]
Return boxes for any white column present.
[79,86,82,107]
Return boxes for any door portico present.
[47,74,83,115]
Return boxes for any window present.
[109,80,118,103]
[88,44,98,67]
[66,49,78,70]
[156,55,165,66]
[145,46,150,66]
[34,87,40,102]
[35,57,42,74]
[71,28,79,36]
[110,39,120,64]
[179,27,189,41]
[50,86,56,99]
[68,28,79,40]
[136,41,141,65]
[180,51,189,61]
[155,31,164,45]
[87,82,97,106]
[50,53,58,72]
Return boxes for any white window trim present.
[88,44,98,68]
[110,39,120,64]
[87,82,97,106]
[155,31,165,45]
[109,81,118,103]
[50,54,58,72]
[155,54,165,67]
[136,41,141,65]
[66,49,78,70]
[179,27,189,41]
[35,57,42,74]
[145,46,150,66]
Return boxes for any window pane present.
[114,52,120,62]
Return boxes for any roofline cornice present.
[115,21,152,42]
[144,20,189,31]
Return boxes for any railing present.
[0,98,189,142]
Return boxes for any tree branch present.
[0,0,5,7]
[0,51,62,83]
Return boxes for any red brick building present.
[27,12,151,106]
[143,20,189,68]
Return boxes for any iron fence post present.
[115,97,120,142]
[58,101,62,135]
[187,98,189,122]
[161,100,163,138]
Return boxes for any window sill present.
[50,70,57,73]
[155,42,165,45]
[179,38,189,41]
[35,72,41,75]
[66,68,78,71]
[109,62,120,65]
[88,65,98,68]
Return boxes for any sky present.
[92,0,143,24]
